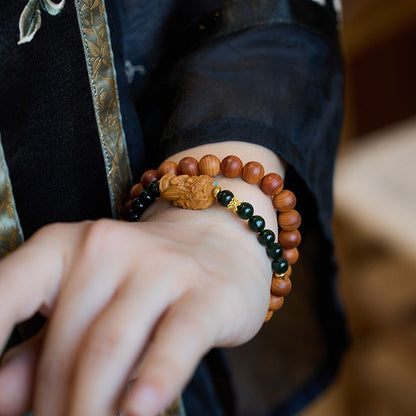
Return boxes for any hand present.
[0,141,285,416]
[0,195,273,416]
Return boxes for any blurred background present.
[302,0,416,414]
[226,1,416,415]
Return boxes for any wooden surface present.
[341,0,416,139]
[341,0,416,58]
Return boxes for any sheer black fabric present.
[0,0,346,414]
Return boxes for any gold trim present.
[0,133,24,258]
[75,0,132,219]
[162,397,186,416]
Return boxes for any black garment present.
[0,1,346,414]
[114,3,347,412]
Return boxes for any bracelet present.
[124,155,301,322]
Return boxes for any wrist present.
[125,145,299,322]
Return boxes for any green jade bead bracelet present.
[125,154,302,322]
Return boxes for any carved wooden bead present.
[273,189,297,212]
[271,276,292,296]
[260,173,284,196]
[242,161,264,184]
[283,248,299,265]
[264,310,274,322]
[178,157,199,176]
[158,161,178,176]
[141,170,160,188]
[130,182,143,199]
[279,229,301,249]
[199,154,221,176]
[269,295,284,311]
[221,155,243,178]
[278,209,301,231]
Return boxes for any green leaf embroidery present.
[18,0,65,45]
[18,0,42,45]
[40,0,65,16]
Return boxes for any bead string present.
[124,155,301,322]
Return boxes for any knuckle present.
[87,327,125,358]
[31,222,66,242]
[172,309,201,332]
[85,325,130,361]
[169,307,213,347]
[80,219,121,257]
[146,356,183,392]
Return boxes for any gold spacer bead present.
[274,272,286,279]
[227,196,242,212]
[212,186,222,198]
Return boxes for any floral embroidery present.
[75,0,132,219]
[162,397,186,416]
[18,0,65,45]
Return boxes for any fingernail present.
[125,384,159,416]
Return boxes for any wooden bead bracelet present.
[124,155,301,322]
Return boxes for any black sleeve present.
[140,0,343,240]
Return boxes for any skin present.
[0,142,285,416]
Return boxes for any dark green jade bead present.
[217,190,234,207]
[272,257,289,274]
[147,181,160,198]
[126,210,140,222]
[236,202,254,219]
[131,198,146,214]
[248,215,265,232]
[266,242,283,260]
[138,190,155,207]
[258,229,276,247]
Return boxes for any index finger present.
[0,224,78,350]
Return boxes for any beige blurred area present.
[225,2,416,414]
[300,0,416,415]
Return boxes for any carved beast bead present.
[159,174,216,209]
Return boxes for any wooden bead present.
[273,190,297,212]
[260,173,284,196]
[271,276,292,296]
[278,230,301,249]
[278,209,301,231]
[283,248,299,265]
[264,310,274,322]
[130,182,143,199]
[199,154,221,176]
[221,155,243,178]
[269,295,284,311]
[158,161,178,176]
[140,169,160,188]
[124,200,132,214]
[242,161,265,184]
[178,157,199,176]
